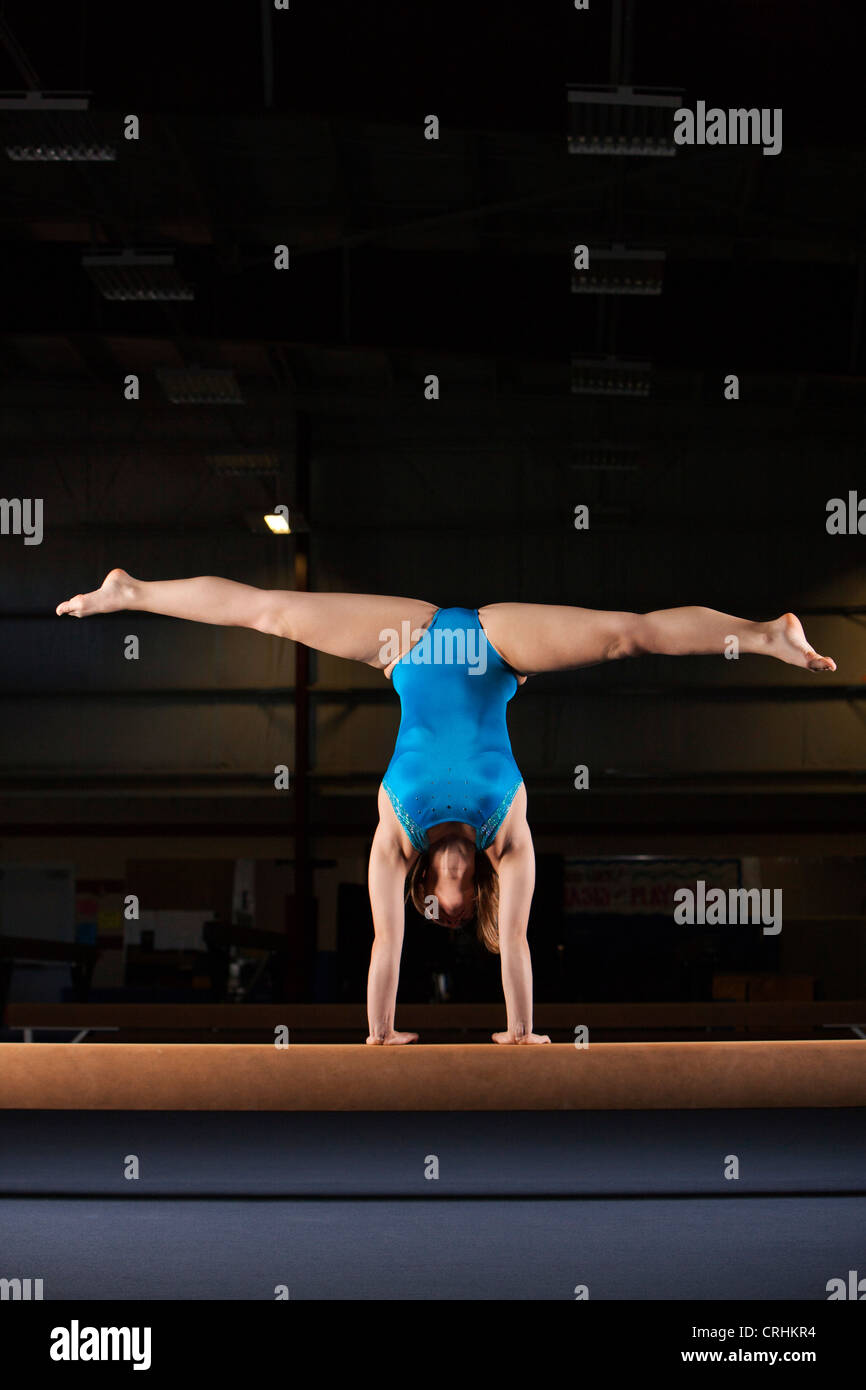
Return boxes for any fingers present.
[491,1031,551,1045]
[372,1030,553,1045]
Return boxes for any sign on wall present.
[564,857,744,915]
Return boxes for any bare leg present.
[56,568,438,668]
[479,602,836,674]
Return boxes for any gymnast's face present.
[425,833,475,927]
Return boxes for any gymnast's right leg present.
[56,568,438,669]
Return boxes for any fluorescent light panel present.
[570,357,652,398]
[7,142,114,161]
[0,92,90,110]
[572,245,666,296]
[157,368,244,405]
[568,85,683,157]
[207,453,281,477]
[570,443,643,471]
[2,91,116,161]
[83,251,193,301]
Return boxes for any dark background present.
[0,0,863,1019]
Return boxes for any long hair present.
[406,850,500,954]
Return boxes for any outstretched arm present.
[491,825,550,1045]
[366,820,418,1045]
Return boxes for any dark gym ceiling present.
[0,1,863,837]
[0,0,864,553]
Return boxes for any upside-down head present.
[406,834,500,953]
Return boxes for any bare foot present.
[767,613,836,672]
[56,568,137,618]
[365,1031,419,1045]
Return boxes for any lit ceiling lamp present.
[83,250,193,301]
[244,510,308,535]
[0,90,116,161]
[568,85,683,157]
[572,244,666,296]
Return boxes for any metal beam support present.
[260,0,275,109]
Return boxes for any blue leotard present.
[382,607,523,852]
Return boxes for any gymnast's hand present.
[365,1031,419,1045]
[491,1031,551,1045]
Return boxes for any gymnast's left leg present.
[478,603,836,676]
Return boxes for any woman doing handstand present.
[56,571,836,1045]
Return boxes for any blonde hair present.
[406,851,500,954]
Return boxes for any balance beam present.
[1,1040,864,1110]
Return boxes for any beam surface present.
[1,1041,864,1111]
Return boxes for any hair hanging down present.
[406,852,500,954]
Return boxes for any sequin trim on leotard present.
[475,779,522,849]
[384,778,522,853]
[382,781,428,851]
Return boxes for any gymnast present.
[56,571,836,1046]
